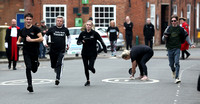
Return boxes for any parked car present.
[95,27,125,51]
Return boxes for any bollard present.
[136,35,139,45]
[0,25,9,58]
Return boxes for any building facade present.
[0,0,200,45]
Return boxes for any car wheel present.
[97,42,102,53]
[116,47,121,51]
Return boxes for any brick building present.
[1,0,200,45]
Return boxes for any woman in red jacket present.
[179,17,190,60]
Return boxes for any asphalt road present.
[0,50,200,104]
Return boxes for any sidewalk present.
[0,44,199,63]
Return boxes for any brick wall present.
[0,0,24,26]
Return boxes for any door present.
[161,5,169,44]
[16,14,24,29]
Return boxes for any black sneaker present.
[55,79,60,85]
[89,68,96,74]
[27,85,34,92]
[84,81,90,86]
[8,65,11,69]
[13,68,17,70]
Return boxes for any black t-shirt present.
[124,22,133,35]
[46,26,70,54]
[107,26,119,41]
[20,25,41,55]
[77,30,104,56]
[130,45,152,62]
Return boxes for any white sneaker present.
[175,79,181,84]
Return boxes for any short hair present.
[24,13,33,19]
[121,50,130,59]
[171,15,178,21]
[147,18,151,21]
[110,20,115,26]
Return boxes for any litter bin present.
[0,25,9,58]
[136,35,139,45]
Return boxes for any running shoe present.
[55,79,60,85]
[175,78,181,84]
[141,76,149,81]
[27,85,34,92]
[89,68,96,74]
[84,81,90,86]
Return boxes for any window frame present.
[43,4,67,27]
[92,5,116,27]
[150,4,156,26]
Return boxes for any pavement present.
[0,44,200,63]
[0,45,200,104]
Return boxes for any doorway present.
[161,5,169,44]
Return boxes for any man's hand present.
[44,44,48,47]
[164,35,168,37]
[66,44,69,50]
[191,45,196,48]
[26,36,32,42]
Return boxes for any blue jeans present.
[39,42,46,58]
[168,48,180,79]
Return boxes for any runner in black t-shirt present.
[124,16,133,50]
[17,13,43,92]
[77,20,107,86]
[43,15,71,86]
[107,20,119,56]
[122,45,153,81]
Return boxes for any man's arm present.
[26,32,43,42]
[17,36,22,44]
[131,60,137,77]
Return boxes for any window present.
[150,4,156,26]
[173,5,177,15]
[43,5,66,27]
[82,7,89,14]
[92,5,116,27]
[187,4,191,27]
[197,3,200,28]
[73,8,79,14]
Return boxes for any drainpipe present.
[171,0,173,16]
[194,0,196,43]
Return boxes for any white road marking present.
[102,78,159,84]
[0,79,54,86]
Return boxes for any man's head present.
[56,15,64,27]
[179,17,186,24]
[121,50,131,60]
[171,15,179,27]
[146,18,151,24]
[41,20,45,26]
[110,20,115,27]
[86,20,93,32]
[125,16,130,23]
[24,13,33,26]
[11,19,16,27]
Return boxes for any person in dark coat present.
[143,18,155,49]
[5,19,20,70]
[124,16,133,50]
[198,74,200,91]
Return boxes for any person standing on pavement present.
[5,19,20,70]
[106,20,119,56]
[124,16,133,50]
[39,20,48,59]
[179,17,190,60]
[17,13,43,92]
[121,45,154,81]
[43,15,71,86]
[77,20,107,86]
[143,18,155,49]
[162,15,195,84]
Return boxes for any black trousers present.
[137,50,154,76]
[82,55,97,80]
[8,60,17,68]
[23,53,39,86]
[145,38,153,49]
[126,35,132,50]
[50,52,64,80]
[181,50,190,59]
